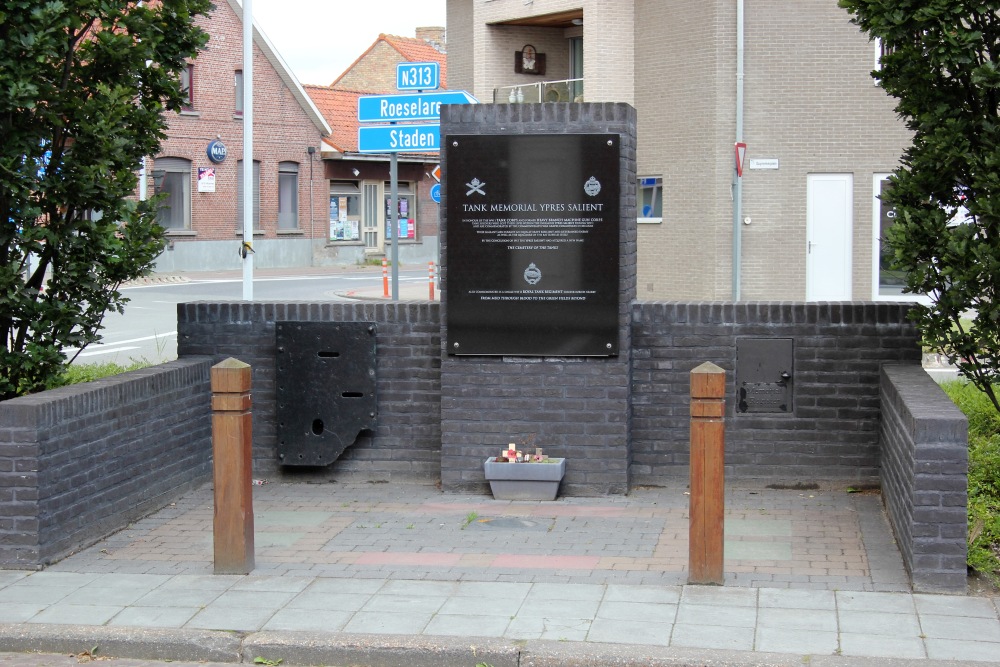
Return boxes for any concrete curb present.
[0,625,242,663]
[0,628,992,667]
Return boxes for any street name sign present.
[396,62,439,91]
[358,90,478,123]
[358,124,440,153]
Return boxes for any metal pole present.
[732,0,745,301]
[241,0,254,300]
[390,152,399,300]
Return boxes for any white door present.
[362,182,383,253]
[806,173,853,300]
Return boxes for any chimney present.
[416,26,446,52]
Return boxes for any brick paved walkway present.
[49,482,908,592]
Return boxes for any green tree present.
[840,1,1000,412]
[0,0,210,400]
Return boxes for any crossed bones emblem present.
[466,178,486,196]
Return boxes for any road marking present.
[76,346,140,358]
[66,332,178,356]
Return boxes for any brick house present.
[306,30,447,266]
[446,0,913,301]
[148,0,331,272]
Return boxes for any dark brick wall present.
[177,301,442,480]
[0,358,212,568]
[879,364,968,594]
[631,302,923,483]
[437,103,638,496]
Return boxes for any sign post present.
[356,65,476,298]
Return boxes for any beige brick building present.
[446,0,912,300]
[150,0,331,272]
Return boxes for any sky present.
[249,0,447,86]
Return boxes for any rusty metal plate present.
[276,322,377,466]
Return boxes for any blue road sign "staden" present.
[358,90,478,123]
[358,124,440,153]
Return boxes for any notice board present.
[445,133,620,356]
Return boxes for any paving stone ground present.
[0,482,996,664]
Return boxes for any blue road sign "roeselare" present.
[358,91,478,123]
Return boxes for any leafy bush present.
[942,381,1000,586]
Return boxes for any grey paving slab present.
[28,604,123,625]
[285,591,372,611]
[837,590,916,613]
[524,582,605,602]
[603,584,681,604]
[108,606,200,628]
[0,586,78,605]
[586,617,672,646]
[670,623,755,651]
[505,616,591,641]
[758,587,836,610]
[838,610,922,637]
[924,637,1000,661]
[0,604,48,623]
[423,613,512,637]
[185,605,276,631]
[514,597,600,620]
[757,606,838,632]
[0,572,28,588]
[675,603,757,628]
[594,600,677,623]
[133,587,224,608]
[680,585,758,607]
[839,632,927,659]
[379,580,456,597]
[919,613,1000,642]
[361,594,448,615]
[754,626,839,655]
[914,592,1000,618]
[261,608,352,632]
[438,595,522,617]
[303,577,385,595]
[454,581,531,600]
[341,610,432,635]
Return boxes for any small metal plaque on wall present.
[736,338,793,413]
[445,133,621,356]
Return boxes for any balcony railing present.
[493,78,584,104]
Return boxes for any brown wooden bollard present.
[211,358,255,574]
[689,361,726,585]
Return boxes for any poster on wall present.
[197,167,216,193]
[445,133,621,356]
[329,196,359,240]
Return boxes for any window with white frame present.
[277,162,299,230]
[154,157,191,230]
[234,69,243,116]
[638,176,662,223]
[179,63,194,109]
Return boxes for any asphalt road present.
[67,267,428,366]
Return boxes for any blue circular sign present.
[430,183,441,204]
[207,139,228,164]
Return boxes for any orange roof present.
[304,85,362,153]
[331,33,447,89]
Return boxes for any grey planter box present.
[483,457,566,500]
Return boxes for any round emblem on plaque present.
[206,139,228,164]
[523,263,542,285]
[584,176,601,197]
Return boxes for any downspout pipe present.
[732,0,745,301]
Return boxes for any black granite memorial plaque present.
[445,134,620,356]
